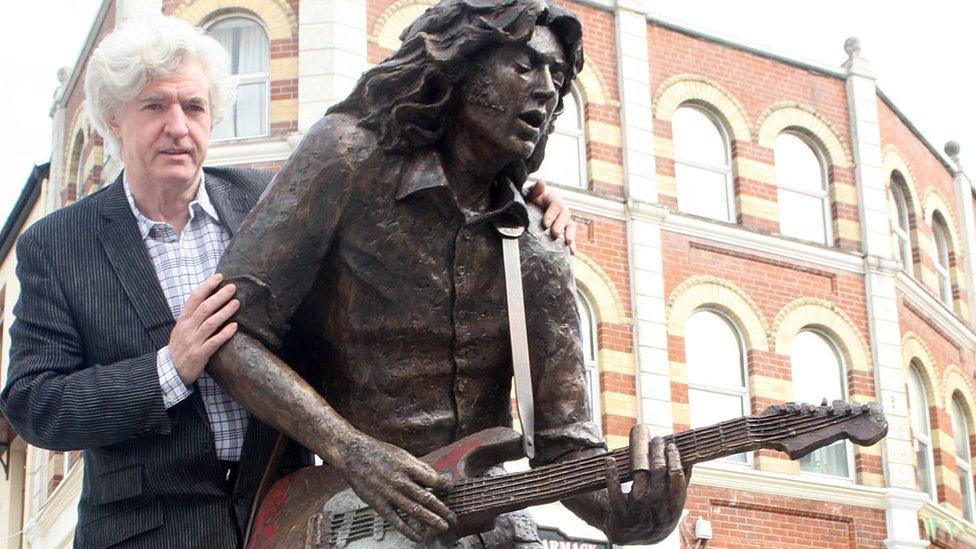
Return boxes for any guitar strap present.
[497,224,536,460]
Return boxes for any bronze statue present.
[210,0,692,545]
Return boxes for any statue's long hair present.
[329,0,584,188]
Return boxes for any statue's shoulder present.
[301,112,379,165]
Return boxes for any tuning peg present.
[821,398,829,406]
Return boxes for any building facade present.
[1,0,974,547]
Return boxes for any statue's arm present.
[519,209,688,544]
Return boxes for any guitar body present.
[248,427,526,548]
[247,401,888,548]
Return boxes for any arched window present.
[576,291,601,432]
[685,309,749,463]
[209,16,270,140]
[951,395,975,521]
[672,105,734,222]
[774,132,831,245]
[907,364,936,499]
[535,86,586,189]
[888,176,912,272]
[791,330,852,477]
[932,215,953,306]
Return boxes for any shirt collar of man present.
[122,171,221,239]
[395,148,530,230]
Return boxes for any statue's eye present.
[514,58,532,73]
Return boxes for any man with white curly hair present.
[1,12,576,548]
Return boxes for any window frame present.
[932,215,953,307]
[534,84,587,190]
[889,179,913,272]
[908,364,938,500]
[672,104,735,223]
[774,131,832,245]
[576,290,601,433]
[951,395,975,522]
[207,13,272,142]
[790,329,855,480]
[684,308,752,466]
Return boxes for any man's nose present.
[163,104,190,138]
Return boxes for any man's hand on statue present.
[169,273,240,385]
[528,180,579,254]
[602,426,690,545]
[332,432,456,542]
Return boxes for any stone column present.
[615,4,679,547]
[116,0,162,19]
[297,0,367,134]
[47,68,70,213]
[843,37,923,548]
[946,142,976,327]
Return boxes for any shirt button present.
[456,266,466,276]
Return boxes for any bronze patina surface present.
[209,0,689,545]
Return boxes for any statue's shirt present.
[218,113,605,463]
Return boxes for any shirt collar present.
[123,171,220,239]
[395,149,529,230]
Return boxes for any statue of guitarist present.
[210,0,689,545]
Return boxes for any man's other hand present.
[331,432,455,543]
[528,180,578,254]
[169,273,239,385]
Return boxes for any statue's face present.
[455,25,568,163]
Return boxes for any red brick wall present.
[682,485,888,548]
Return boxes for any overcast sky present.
[1,1,973,226]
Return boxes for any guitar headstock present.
[756,400,887,460]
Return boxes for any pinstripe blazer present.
[1,168,310,548]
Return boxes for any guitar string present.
[448,411,868,514]
[328,412,865,541]
[445,408,857,504]
[325,408,871,538]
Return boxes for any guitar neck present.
[443,407,866,519]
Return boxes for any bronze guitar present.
[247,401,887,548]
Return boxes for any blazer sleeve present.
[0,230,171,451]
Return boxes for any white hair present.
[84,13,236,158]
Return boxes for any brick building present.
[0,0,973,547]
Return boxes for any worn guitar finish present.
[247,401,887,548]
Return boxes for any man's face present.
[456,26,568,162]
[109,59,211,190]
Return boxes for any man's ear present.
[106,113,122,140]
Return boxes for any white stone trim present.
[882,488,930,549]
[560,187,627,220]
[205,137,296,167]
[896,271,976,348]
[662,211,865,273]
[692,462,888,509]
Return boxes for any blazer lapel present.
[96,175,174,350]
[205,170,253,237]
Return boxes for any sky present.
[0,1,973,227]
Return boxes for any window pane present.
[778,189,827,244]
[774,133,824,193]
[800,442,849,476]
[907,367,930,436]
[535,131,583,188]
[673,107,727,167]
[952,398,971,459]
[209,18,269,139]
[688,389,747,463]
[235,82,268,138]
[535,91,584,189]
[686,311,744,389]
[675,164,731,221]
[915,438,933,496]
[792,331,849,477]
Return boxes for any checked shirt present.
[124,176,248,462]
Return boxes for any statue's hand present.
[602,426,690,545]
[332,432,456,542]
